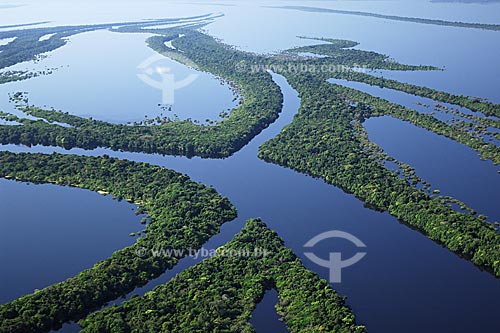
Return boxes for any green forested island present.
[258,75,500,277]
[79,219,366,333]
[0,23,283,158]
[0,153,366,333]
[0,151,236,332]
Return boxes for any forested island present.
[0,19,284,158]
[271,5,500,31]
[0,151,236,332]
[258,73,500,277]
[0,153,365,333]
[79,219,366,333]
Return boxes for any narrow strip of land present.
[0,152,236,333]
[80,219,366,333]
[269,5,500,31]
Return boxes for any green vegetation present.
[323,82,500,164]
[0,28,283,158]
[2,23,498,160]
[258,74,500,278]
[288,37,436,71]
[0,151,236,333]
[0,30,67,70]
[0,17,212,85]
[79,219,365,333]
[328,70,500,118]
[277,39,500,164]
[272,5,500,31]
[0,71,33,84]
[431,103,500,145]
[0,69,55,85]
[283,38,500,119]
[0,16,217,70]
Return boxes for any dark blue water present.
[3,73,500,333]
[364,116,500,223]
[326,78,500,223]
[0,179,141,304]
[250,289,288,333]
[327,78,500,123]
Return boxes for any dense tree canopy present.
[0,151,236,333]
[80,219,366,333]
[258,74,500,278]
